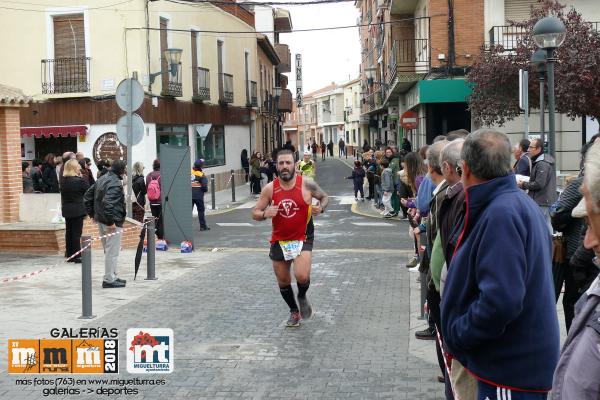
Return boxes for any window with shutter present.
[160,17,169,94]
[505,0,538,22]
[52,14,87,93]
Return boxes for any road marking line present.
[215,223,254,227]
[351,222,394,227]
[236,201,256,209]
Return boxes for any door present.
[53,14,86,93]
[217,40,224,100]
[160,17,169,93]
[159,144,193,246]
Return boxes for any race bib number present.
[279,240,303,261]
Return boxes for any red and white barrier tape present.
[435,324,458,399]
[0,218,154,284]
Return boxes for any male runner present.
[252,148,329,327]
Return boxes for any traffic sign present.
[116,113,144,146]
[400,110,419,130]
[116,78,144,112]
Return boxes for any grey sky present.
[280,2,360,94]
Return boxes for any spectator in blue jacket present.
[441,129,559,399]
[513,138,531,176]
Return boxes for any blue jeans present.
[374,184,383,207]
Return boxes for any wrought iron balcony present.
[388,38,430,84]
[161,62,182,97]
[247,80,258,107]
[41,57,90,94]
[219,72,234,104]
[193,67,210,101]
[488,25,529,52]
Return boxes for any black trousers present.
[150,204,164,240]
[427,284,446,378]
[192,198,207,229]
[65,216,84,259]
[367,175,375,199]
[250,176,261,194]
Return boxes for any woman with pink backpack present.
[145,159,163,240]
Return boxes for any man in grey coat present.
[551,140,600,399]
[519,138,557,232]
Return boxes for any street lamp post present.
[531,49,547,146]
[532,16,566,158]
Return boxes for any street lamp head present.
[532,16,566,49]
[273,86,282,97]
[530,48,547,74]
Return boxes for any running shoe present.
[298,296,313,320]
[383,212,394,219]
[406,256,418,268]
[286,311,301,327]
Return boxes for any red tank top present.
[270,175,312,243]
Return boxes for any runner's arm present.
[252,183,274,221]
[304,179,329,214]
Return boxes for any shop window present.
[196,125,225,167]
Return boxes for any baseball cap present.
[572,198,587,218]
[194,159,204,168]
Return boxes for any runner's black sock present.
[279,285,299,312]
[297,280,310,298]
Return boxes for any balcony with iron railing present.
[246,80,258,107]
[41,57,90,94]
[489,22,600,53]
[362,91,382,114]
[193,67,210,101]
[388,38,430,85]
[219,73,234,104]
[161,61,182,97]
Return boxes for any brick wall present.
[82,218,143,251]
[429,0,484,68]
[0,107,23,223]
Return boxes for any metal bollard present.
[231,169,236,202]
[210,174,216,210]
[345,149,348,159]
[146,214,157,280]
[79,236,95,319]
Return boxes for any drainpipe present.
[447,0,456,74]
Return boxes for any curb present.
[350,202,404,222]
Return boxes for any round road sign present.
[116,78,144,112]
[116,113,145,146]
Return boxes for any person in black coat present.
[41,153,59,193]
[132,161,147,223]
[30,158,45,192]
[241,149,250,183]
[61,159,90,263]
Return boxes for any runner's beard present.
[279,168,295,182]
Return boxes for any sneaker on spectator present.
[406,256,418,268]
[415,326,436,340]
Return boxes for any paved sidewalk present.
[0,248,230,373]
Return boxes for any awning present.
[20,125,87,138]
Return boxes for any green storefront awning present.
[418,79,473,104]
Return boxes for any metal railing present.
[388,38,430,84]
[161,62,182,97]
[219,73,234,104]
[41,57,90,94]
[488,25,529,51]
[247,80,257,107]
[194,67,210,101]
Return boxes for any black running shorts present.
[269,218,314,261]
